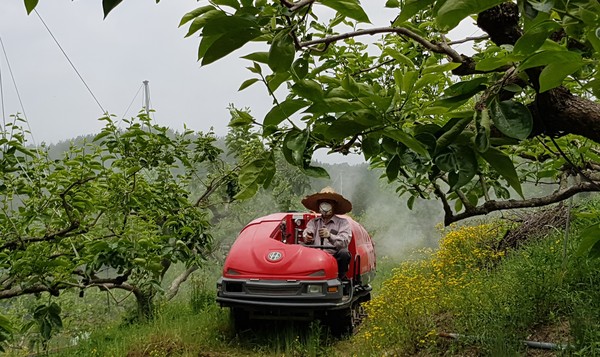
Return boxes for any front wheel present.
[327,301,367,337]
[231,308,251,332]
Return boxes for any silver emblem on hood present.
[266,251,283,262]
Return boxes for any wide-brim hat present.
[301,186,352,214]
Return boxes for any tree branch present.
[447,35,489,45]
[165,265,198,301]
[299,27,464,63]
[445,182,599,225]
[280,0,315,11]
[0,223,85,251]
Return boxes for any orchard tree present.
[21,2,600,227]
[0,112,238,347]
[173,0,600,225]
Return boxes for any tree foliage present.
[169,0,600,226]
[0,112,237,348]
[22,0,600,251]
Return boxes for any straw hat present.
[301,187,352,214]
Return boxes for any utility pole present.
[143,80,150,117]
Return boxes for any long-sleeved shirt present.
[303,215,351,254]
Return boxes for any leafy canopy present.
[21,0,600,248]
[171,0,600,224]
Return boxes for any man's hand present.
[305,231,315,243]
[318,228,330,239]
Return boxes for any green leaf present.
[513,20,562,56]
[489,99,532,140]
[577,223,600,258]
[102,0,123,18]
[539,61,584,93]
[304,166,330,178]
[385,155,401,182]
[585,28,600,54]
[285,129,309,165]
[269,31,296,73]
[479,147,524,198]
[241,51,269,63]
[292,58,309,80]
[383,48,415,67]
[212,0,240,10]
[436,0,505,31]
[325,117,370,140]
[264,99,310,127]
[201,29,261,65]
[179,5,216,27]
[444,77,487,97]
[93,131,112,142]
[362,134,381,159]
[321,0,371,23]
[448,146,477,191]
[201,15,257,36]
[475,56,513,71]
[292,80,324,101]
[519,50,582,71]
[435,116,472,153]
[402,71,418,93]
[435,148,458,172]
[186,10,225,38]
[475,109,491,152]
[395,0,435,23]
[407,195,415,209]
[229,109,254,127]
[267,72,291,92]
[235,152,276,199]
[305,98,365,114]
[383,130,430,158]
[430,79,486,110]
[238,78,259,91]
[24,0,39,14]
[422,62,462,74]
[341,74,360,96]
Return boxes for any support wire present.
[34,9,106,114]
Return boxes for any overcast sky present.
[0,0,479,163]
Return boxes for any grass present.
[347,211,600,356]
[5,201,600,356]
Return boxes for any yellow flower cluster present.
[357,223,505,354]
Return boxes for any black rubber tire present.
[327,307,353,337]
[231,308,251,332]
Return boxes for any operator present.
[301,187,352,280]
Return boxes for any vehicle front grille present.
[245,285,301,296]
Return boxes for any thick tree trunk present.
[477,2,600,145]
[133,288,155,320]
[530,88,600,142]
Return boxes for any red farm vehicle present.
[216,212,376,335]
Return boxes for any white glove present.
[318,228,330,239]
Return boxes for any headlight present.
[306,284,323,294]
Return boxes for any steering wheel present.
[301,244,331,249]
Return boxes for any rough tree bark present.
[477,2,600,144]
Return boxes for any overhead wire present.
[0,38,4,133]
[0,35,37,147]
[34,9,106,114]
[0,35,38,187]
[121,83,144,119]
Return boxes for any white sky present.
[0,0,479,163]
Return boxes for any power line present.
[34,9,106,114]
[121,83,144,119]
[0,38,4,132]
[0,35,37,146]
